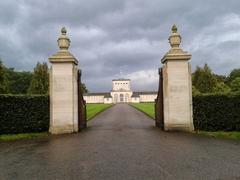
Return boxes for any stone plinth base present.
[49,124,78,134]
[164,124,194,132]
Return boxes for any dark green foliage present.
[1,60,33,94]
[28,62,49,94]
[193,94,240,131]
[192,85,200,96]
[192,64,217,93]
[0,60,8,94]
[192,64,238,94]
[213,82,231,94]
[214,74,227,83]
[81,83,88,93]
[226,69,240,84]
[0,95,49,134]
[230,77,240,93]
[4,68,32,94]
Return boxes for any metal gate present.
[78,69,87,130]
[155,68,164,129]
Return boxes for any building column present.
[49,27,79,134]
[161,25,194,132]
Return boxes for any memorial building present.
[83,79,157,104]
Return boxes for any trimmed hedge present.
[0,95,49,135]
[193,94,240,131]
[1,94,240,134]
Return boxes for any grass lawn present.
[130,103,155,119]
[196,131,240,140]
[0,132,49,142]
[86,103,113,120]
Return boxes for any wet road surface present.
[1,104,240,180]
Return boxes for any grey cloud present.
[0,0,240,91]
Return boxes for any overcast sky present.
[0,0,240,92]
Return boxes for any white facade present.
[131,96,140,103]
[139,94,157,102]
[104,97,113,104]
[84,95,105,103]
[83,79,157,104]
[111,79,132,103]
[112,79,131,91]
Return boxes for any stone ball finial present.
[169,24,181,48]
[58,27,70,51]
[172,24,178,33]
[61,27,67,35]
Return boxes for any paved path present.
[1,104,240,180]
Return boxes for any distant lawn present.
[87,103,113,120]
[130,103,155,119]
[0,132,48,142]
[196,131,240,140]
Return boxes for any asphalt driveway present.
[0,104,240,180]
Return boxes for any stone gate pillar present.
[49,27,79,134]
[161,25,194,132]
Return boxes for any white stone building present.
[84,79,157,104]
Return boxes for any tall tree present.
[226,69,240,85]
[230,77,240,93]
[28,62,49,94]
[214,74,227,83]
[4,68,32,94]
[192,64,217,93]
[0,60,7,94]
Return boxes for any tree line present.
[192,64,240,95]
[0,60,240,95]
[0,60,88,95]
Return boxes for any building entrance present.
[120,94,124,102]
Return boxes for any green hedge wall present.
[0,95,49,135]
[193,94,240,131]
[1,94,240,134]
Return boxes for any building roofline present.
[83,92,110,96]
[133,91,158,95]
[112,78,130,81]
[84,91,157,98]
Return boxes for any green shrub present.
[193,94,240,131]
[0,95,49,134]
